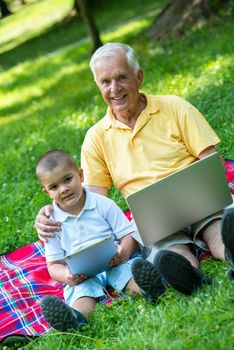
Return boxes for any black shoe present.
[154,250,212,295]
[41,296,88,332]
[221,207,234,279]
[131,258,166,302]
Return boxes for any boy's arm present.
[109,234,138,267]
[47,261,87,286]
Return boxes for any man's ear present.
[137,68,144,87]
[79,168,84,182]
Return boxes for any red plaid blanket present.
[0,241,62,342]
[0,160,233,342]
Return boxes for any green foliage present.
[0,0,234,349]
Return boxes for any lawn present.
[0,0,233,349]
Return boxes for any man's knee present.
[168,244,190,254]
[199,219,221,245]
[168,244,199,268]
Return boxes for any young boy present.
[36,150,145,332]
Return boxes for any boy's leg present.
[125,277,141,294]
[41,296,88,332]
[73,296,96,321]
[41,276,105,331]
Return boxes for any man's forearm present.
[85,185,108,196]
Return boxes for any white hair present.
[89,42,140,80]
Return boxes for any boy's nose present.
[60,185,69,194]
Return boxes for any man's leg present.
[199,219,225,260]
[131,259,166,302]
[221,208,234,278]
[199,208,234,279]
[168,244,199,267]
[155,244,212,295]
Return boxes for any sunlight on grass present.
[149,54,234,97]
[63,111,98,130]
[0,58,88,121]
[201,55,233,80]
[0,0,73,54]
[103,18,152,42]
[0,114,23,126]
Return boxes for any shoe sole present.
[41,296,80,332]
[155,250,210,295]
[221,207,234,262]
[131,259,165,299]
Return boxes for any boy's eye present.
[65,176,72,183]
[50,185,58,191]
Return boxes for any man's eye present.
[119,75,127,81]
[102,79,110,85]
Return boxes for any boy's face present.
[41,162,84,213]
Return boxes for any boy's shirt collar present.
[52,187,96,222]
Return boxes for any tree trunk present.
[76,0,102,53]
[151,0,230,41]
[0,0,11,18]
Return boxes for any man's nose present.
[110,80,120,92]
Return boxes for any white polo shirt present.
[44,188,135,262]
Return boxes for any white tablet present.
[64,236,117,277]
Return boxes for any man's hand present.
[35,205,61,243]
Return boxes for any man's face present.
[94,53,143,115]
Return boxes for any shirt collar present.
[104,92,159,130]
[52,187,96,222]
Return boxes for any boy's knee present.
[126,278,141,294]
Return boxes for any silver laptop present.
[64,236,117,276]
[126,153,232,246]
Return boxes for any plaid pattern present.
[0,241,63,342]
[0,160,233,342]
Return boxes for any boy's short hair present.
[36,150,78,180]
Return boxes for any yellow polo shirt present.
[81,93,220,199]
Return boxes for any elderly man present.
[36,43,234,299]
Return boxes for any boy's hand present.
[35,205,61,243]
[229,183,234,194]
[65,271,87,286]
[109,244,129,267]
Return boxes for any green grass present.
[0,0,234,349]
